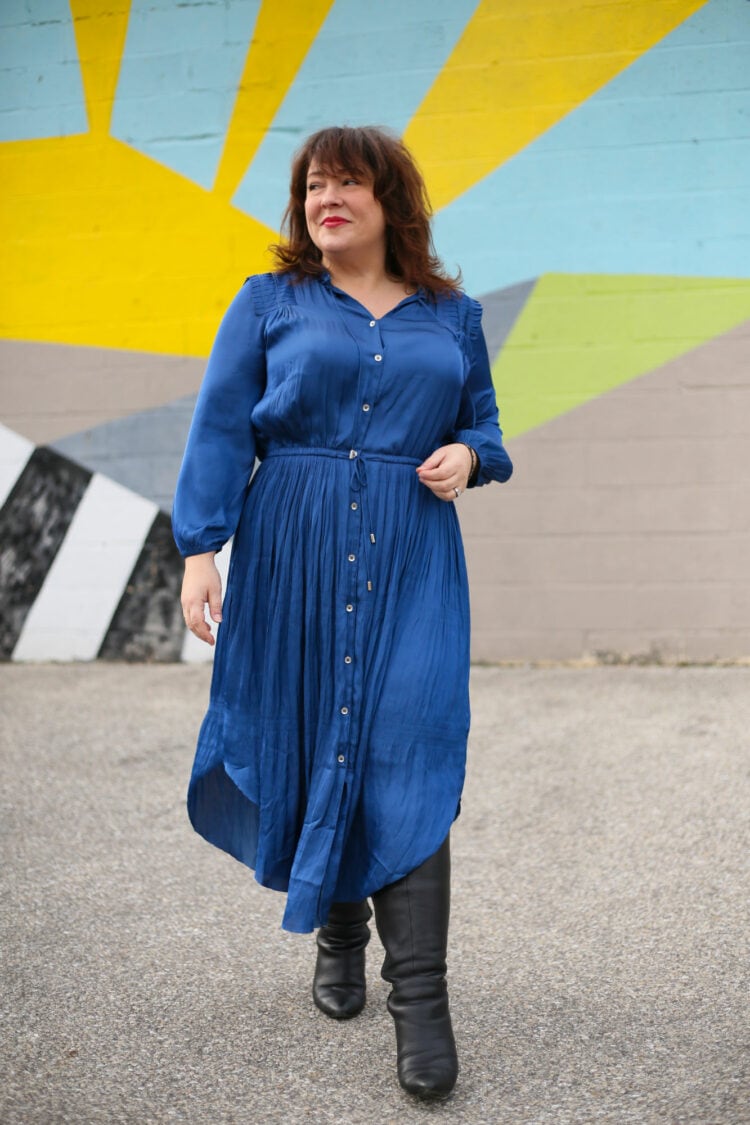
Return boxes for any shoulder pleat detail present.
[432,292,462,337]
[245,272,299,316]
[462,295,483,341]
[432,292,482,342]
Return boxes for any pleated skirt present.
[187,446,471,932]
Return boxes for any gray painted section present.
[478,279,537,362]
[52,396,197,512]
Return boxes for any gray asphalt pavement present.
[1,664,749,1125]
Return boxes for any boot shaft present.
[371,836,458,1100]
[316,899,372,954]
[372,836,451,985]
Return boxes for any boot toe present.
[313,983,365,1019]
[399,1061,457,1100]
[388,989,458,1099]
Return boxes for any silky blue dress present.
[172,270,512,933]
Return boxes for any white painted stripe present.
[13,473,157,662]
[181,539,233,663]
[0,422,34,508]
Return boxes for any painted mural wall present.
[1,0,749,662]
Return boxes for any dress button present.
[344,655,352,664]
[338,754,346,763]
[369,320,376,327]
[362,403,370,412]
[374,354,382,362]
[348,553,356,562]
[350,502,358,510]
[346,604,353,612]
[340,706,349,715]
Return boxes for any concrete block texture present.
[2,0,750,661]
[459,320,750,661]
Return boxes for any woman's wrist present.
[459,443,480,487]
[184,551,217,567]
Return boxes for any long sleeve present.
[172,281,267,556]
[450,297,513,487]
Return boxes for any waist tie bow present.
[262,445,423,596]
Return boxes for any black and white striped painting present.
[0,423,229,662]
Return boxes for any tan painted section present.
[0,340,205,444]
[459,319,750,663]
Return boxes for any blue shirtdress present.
[172,271,513,933]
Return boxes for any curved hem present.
[188,761,464,934]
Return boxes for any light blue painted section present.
[0,0,87,141]
[111,0,261,188]
[433,0,750,295]
[0,2,35,28]
[232,0,480,228]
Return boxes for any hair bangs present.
[270,125,460,297]
[305,131,374,182]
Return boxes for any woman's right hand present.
[181,552,222,646]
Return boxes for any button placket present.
[336,315,386,771]
[365,324,388,435]
[340,448,362,769]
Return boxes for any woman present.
[173,125,512,1101]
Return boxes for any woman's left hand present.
[416,443,472,502]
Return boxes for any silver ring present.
[453,487,461,499]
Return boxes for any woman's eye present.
[307,183,320,192]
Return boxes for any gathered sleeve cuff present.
[450,297,513,488]
[172,281,267,557]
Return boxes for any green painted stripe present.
[493,274,750,439]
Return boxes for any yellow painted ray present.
[0,134,276,356]
[69,0,131,137]
[406,0,709,211]
[213,0,335,200]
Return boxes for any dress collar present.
[318,270,425,313]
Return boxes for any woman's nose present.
[321,183,342,206]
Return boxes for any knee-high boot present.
[371,836,458,1100]
[312,899,372,1019]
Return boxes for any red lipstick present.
[322,217,348,227]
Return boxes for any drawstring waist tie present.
[262,445,422,594]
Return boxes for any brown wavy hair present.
[270,125,461,297]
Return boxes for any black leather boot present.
[312,899,372,1019]
[371,836,458,1100]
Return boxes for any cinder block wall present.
[1,0,749,662]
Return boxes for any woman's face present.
[304,165,387,268]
